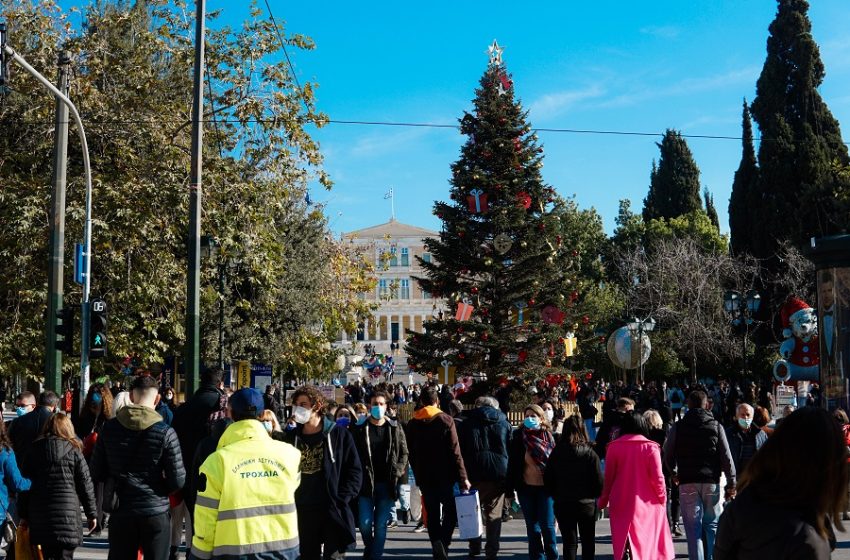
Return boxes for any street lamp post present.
[723,289,761,378]
[626,316,656,384]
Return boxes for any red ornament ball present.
[458,353,465,360]
[471,287,479,294]
[528,298,536,306]
[582,315,590,324]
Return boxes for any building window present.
[378,279,390,299]
[422,252,431,263]
[389,246,398,267]
[400,279,410,299]
[422,288,431,300]
[401,247,409,266]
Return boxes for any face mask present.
[371,405,385,420]
[15,407,28,418]
[356,414,367,426]
[91,393,102,405]
[336,417,351,427]
[285,422,297,432]
[737,417,752,429]
[262,421,273,433]
[165,394,174,401]
[293,406,312,425]
[544,410,554,423]
[523,416,540,430]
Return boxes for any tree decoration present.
[455,298,474,321]
[514,301,528,325]
[494,234,513,254]
[517,192,532,209]
[467,188,489,213]
[541,305,565,325]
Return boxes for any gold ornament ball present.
[484,257,493,266]
[520,241,527,248]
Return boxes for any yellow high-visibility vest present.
[191,420,301,560]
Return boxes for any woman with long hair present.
[715,407,849,559]
[544,415,602,560]
[72,383,113,534]
[0,417,29,540]
[508,404,559,560]
[598,411,673,560]
[20,414,96,559]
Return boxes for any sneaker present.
[672,526,684,537]
[386,520,398,529]
[413,521,426,533]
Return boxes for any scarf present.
[413,405,443,421]
[523,428,554,471]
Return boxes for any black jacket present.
[664,407,736,486]
[506,428,554,494]
[276,418,363,548]
[457,405,511,483]
[171,382,225,479]
[352,419,408,499]
[19,437,96,548]
[9,407,53,470]
[543,442,602,503]
[91,405,186,517]
[724,425,767,476]
[594,409,628,460]
[186,418,232,512]
[715,484,833,560]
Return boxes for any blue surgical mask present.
[737,417,752,429]
[15,407,28,418]
[285,422,297,432]
[91,393,102,405]
[262,421,273,433]
[336,417,351,428]
[356,414,367,426]
[523,416,540,430]
[370,405,385,420]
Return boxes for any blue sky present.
[77,1,850,236]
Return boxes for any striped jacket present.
[191,420,301,560]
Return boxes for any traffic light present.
[89,298,108,359]
[56,306,75,355]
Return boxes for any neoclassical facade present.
[341,219,447,350]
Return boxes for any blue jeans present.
[517,486,559,560]
[679,482,723,560]
[584,419,597,442]
[390,483,410,522]
[358,482,395,559]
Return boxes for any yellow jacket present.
[190,420,301,560]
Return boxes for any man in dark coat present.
[407,387,470,560]
[170,367,226,513]
[664,390,736,560]
[725,403,767,476]
[351,390,408,559]
[457,396,511,560]
[9,391,58,470]
[91,375,185,560]
[276,385,362,559]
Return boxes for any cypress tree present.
[729,100,760,256]
[704,188,720,231]
[749,0,850,260]
[642,129,702,222]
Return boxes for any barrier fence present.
[395,401,603,426]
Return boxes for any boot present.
[468,537,482,557]
[430,540,448,560]
[169,546,179,560]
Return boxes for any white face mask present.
[293,406,312,425]
[545,409,554,423]
[262,421,273,433]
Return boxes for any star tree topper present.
[488,40,504,66]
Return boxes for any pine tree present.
[642,130,703,222]
[405,44,585,382]
[729,100,760,256]
[749,0,850,260]
[704,188,720,230]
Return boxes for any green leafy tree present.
[405,50,593,382]
[0,1,365,382]
[749,0,850,262]
[642,130,703,222]
[729,99,760,256]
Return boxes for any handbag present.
[14,525,33,560]
[1,511,15,546]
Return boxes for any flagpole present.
[391,188,395,220]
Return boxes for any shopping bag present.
[454,490,484,540]
[15,525,34,560]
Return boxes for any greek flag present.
[384,187,393,199]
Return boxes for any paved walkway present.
[73,517,850,559]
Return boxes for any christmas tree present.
[405,42,587,384]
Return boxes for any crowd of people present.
[0,370,845,560]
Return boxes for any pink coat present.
[598,434,674,560]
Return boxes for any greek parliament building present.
[341,219,447,352]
